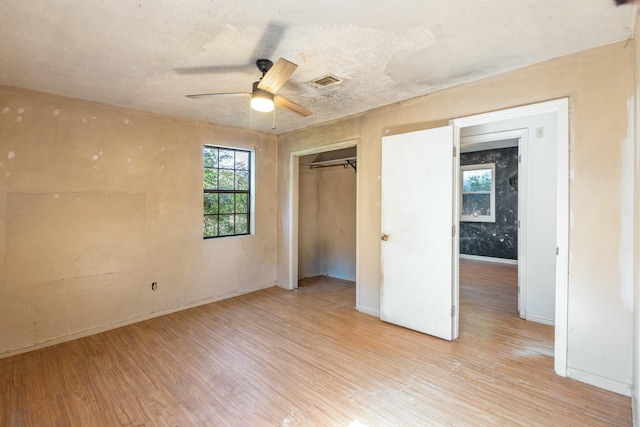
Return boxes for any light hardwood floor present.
[0,259,632,426]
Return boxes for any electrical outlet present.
[151,282,158,291]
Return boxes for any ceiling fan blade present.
[251,21,288,61]
[257,58,297,94]
[186,92,250,99]
[274,95,312,117]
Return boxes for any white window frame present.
[460,163,496,223]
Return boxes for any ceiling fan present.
[186,58,312,118]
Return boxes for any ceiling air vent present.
[308,74,343,88]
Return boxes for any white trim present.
[357,305,381,318]
[289,158,299,290]
[452,127,460,340]
[517,137,529,320]
[451,98,570,378]
[525,314,555,326]
[567,368,632,397]
[459,254,517,265]
[460,129,524,153]
[0,281,276,359]
[454,99,569,128]
[290,139,359,157]
[554,100,570,378]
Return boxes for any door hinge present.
[556,246,560,255]
[453,146,457,157]
[451,305,456,317]
[518,220,521,228]
[452,224,456,237]
[518,154,522,163]
[518,286,520,294]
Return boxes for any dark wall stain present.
[460,147,518,260]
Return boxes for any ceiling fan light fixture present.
[250,88,274,113]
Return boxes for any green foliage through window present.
[461,163,495,222]
[462,169,492,192]
[203,146,251,238]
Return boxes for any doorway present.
[458,139,522,322]
[380,98,569,376]
[456,99,569,375]
[288,139,360,302]
[459,114,559,328]
[297,150,357,283]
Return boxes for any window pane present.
[219,215,235,236]
[203,146,252,239]
[462,193,491,216]
[235,214,248,234]
[204,193,218,214]
[235,193,248,213]
[204,147,218,168]
[203,215,218,237]
[219,193,234,214]
[219,170,234,190]
[204,169,218,189]
[219,149,234,169]
[462,169,492,192]
[236,171,249,190]
[235,151,249,170]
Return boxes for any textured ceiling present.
[0,1,635,134]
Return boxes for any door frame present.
[459,128,529,319]
[451,98,569,377]
[288,139,360,299]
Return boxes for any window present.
[203,146,252,238]
[460,163,495,222]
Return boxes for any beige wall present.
[278,41,635,392]
[319,165,356,281]
[0,86,278,356]
[298,158,356,281]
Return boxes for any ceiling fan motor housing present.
[256,59,273,75]
[251,81,274,112]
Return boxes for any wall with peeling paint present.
[277,41,635,393]
[0,86,278,356]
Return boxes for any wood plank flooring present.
[0,259,632,426]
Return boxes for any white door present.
[380,126,458,341]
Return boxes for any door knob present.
[381,234,389,241]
